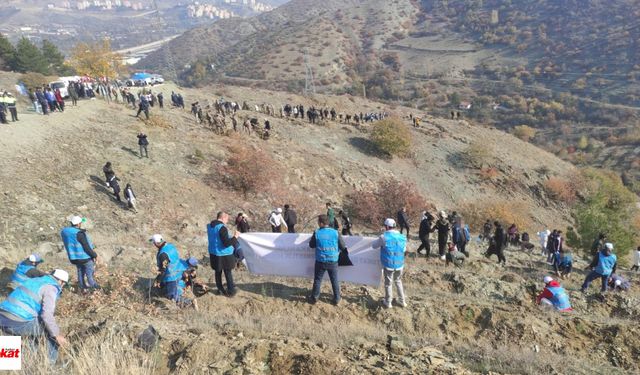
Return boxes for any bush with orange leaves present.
[462,200,532,232]
[213,144,281,198]
[344,178,432,228]
[543,177,578,204]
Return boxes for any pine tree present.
[41,39,66,74]
[13,37,48,74]
[0,33,16,71]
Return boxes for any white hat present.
[543,276,553,284]
[276,208,282,213]
[605,243,614,250]
[439,210,447,218]
[149,234,164,244]
[70,216,83,225]
[384,218,396,228]
[615,279,622,286]
[28,254,43,263]
[52,269,69,283]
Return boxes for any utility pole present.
[303,48,316,96]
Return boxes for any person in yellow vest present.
[5,92,18,122]
[0,92,8,124]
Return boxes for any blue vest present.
[10,260,35,286]
[207,223,234,256]
[559,254,573,267]
[595,252,617,276]
[315,227,340,263]
[547,286,571,310]
[60,227,93,261]
[157,244,182,283]
[0,275,61,321]
[381,231,406,269]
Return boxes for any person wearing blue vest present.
[554,250,573,279]
[8,254,46,289]
[0,269,70,363]
[581,242,617,293]
[60,215,100,292]
[372,218,407,308]
[536,276,573,312]
[150,234,185,301]
[308,214,347,305]
[207,211,240,297]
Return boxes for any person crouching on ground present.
[536,276,572,312]
[372,218,407,308]
[307,214,346,305]
[445,242,466,267]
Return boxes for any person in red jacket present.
[536,276,573,312]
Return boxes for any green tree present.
[40,39,70,75]
[0,33,16,70]
[13,37,48,74]
[370,118,412,157]
[448,92,461,108]
[567,168,637,265]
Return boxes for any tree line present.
[0,34,73,76]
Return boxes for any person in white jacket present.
[268,208,288,233]
[631,246,640,272]
[537,229,551,256]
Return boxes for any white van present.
[49,81,69,98]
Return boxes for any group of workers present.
[0,209,635,365]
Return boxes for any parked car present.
[49,81,69,98]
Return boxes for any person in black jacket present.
[433,211,450,259]
[492,221,506,265]
[339,209,352,236]
[397,207,410,237]
[108,175,122,202]
[137,133,149,158]
[103,162,115,186]
[416,211,434,257]
[283,204,297,233]
[235,213,250,233]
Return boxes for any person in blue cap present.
[8,254,47,289]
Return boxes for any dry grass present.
[543,176,577,204]
[462,199,532,231]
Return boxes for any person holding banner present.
[208,211,240,297]
[308,214,347,305]
[372,218,407,308]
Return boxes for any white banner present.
[238,233,382,286]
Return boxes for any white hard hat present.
[52,269,69,283]
[384,218,396,228]
[543,276,553,284]
[70,216,83,225]
[149,234,164,244]
[615,279,622,286]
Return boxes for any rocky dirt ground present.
[0,76,638,374]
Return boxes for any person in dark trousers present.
[137,132,149,158]
[416,211,434,257]
[581,243,617,293]
[103,162,115,186]
[308,214,346,305]
[491,221,506,265]
[60,216,100,292]
[108,175,122,202]
[124,183,137,212]
[339,209,352,236]
[136,95,150,120]
[207,211,240,297]
[452,217,471,257]
[157,92,164,108]
[6,93,18,121]
[150,234,183,301]
[433,211,450,260]
[283,204,297,233]
[235,213,250,233]
[397,206,410,237]
[482,220,492,241]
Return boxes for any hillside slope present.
[2,78,638,374]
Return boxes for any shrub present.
[370,117,412,157]
[567,168,638,264]
[461,141,493,168]
[344,177,432,228]
[512,125,537,141]
[214,144,280,198]
[543,177,577,204]
[462,200,532,232]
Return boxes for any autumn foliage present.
[68,39,123,79]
